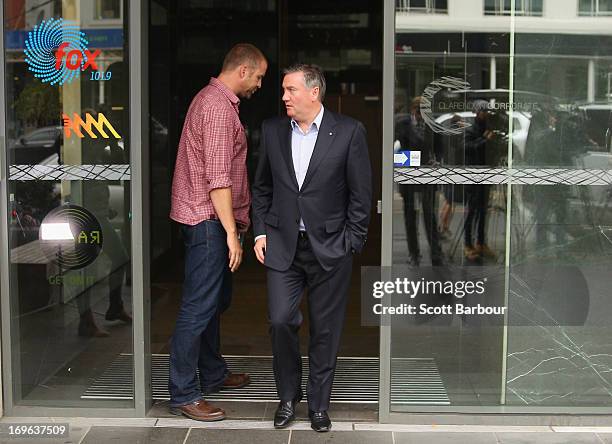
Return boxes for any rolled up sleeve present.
[204,106,234,191]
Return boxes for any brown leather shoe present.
[169,400,225,422]
[223,372,250,389]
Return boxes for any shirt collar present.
[209,77,240,106]
[291,105,325,133]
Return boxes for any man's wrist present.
[254,234,266,242]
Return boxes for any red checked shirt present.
[170,77,250,229]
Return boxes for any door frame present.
[0,0,151,417]
[378,0,395,424]
[0,0,8,418]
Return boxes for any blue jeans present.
[168,220,231,407]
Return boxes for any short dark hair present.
[222,43,266,72]
[283,64,326,102]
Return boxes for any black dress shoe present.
[273,393,302,429]
[309,410,331,432]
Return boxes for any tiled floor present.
[2,418,612,444]
[148,400,379,422]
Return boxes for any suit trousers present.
[267,234,353,412]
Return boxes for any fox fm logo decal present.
[24,18,107,85]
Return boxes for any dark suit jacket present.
[252,109,372,272]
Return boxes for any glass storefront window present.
[390,1,612,412]
[95,0,122,20]
[396,0,448,14]
[3,0,133,408]
[580,0,612,16]
[485,0,543,16]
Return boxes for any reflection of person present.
[531,112,568,249]
[78,109,131,337]
[463,100,496,261]
[524,107,577,250]
[252,65,372,432]
[438,114,466,239]
[396,97,443,266]
[168,44,268,422]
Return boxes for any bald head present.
[222,43,266,73]
[217,44,268,100]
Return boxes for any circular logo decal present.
[24,18,89,85]
[420,76,473,135]
[39,204,103,270]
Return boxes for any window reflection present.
[392,4,612,409]
[4,0,132,408]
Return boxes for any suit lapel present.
[277,118,299,190]
[301,110,338,191]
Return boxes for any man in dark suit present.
[252,64,372,432]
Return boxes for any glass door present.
[382,0,612,417]
[1,0,147,415]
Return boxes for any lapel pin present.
[329,132,333,136]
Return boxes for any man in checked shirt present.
[168,44,267,421]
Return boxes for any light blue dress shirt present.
[291,105,324,232]
[255,106,324,242]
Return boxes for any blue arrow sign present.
[394,150,421,167]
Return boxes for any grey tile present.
[596,434,612,444]
[186,429,289,443]
[395,432,498,444]
[0,424,89,444]
[213,401,269,420]
[81,426,188,444]
[263,402,377,422]
[323,403,378,421]
[496,432,602,444]
[372,414,612,426]
[147,400,176,418]
[291,431,392,444]
[150,400,268,420]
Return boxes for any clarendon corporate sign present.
[419,76,538,136]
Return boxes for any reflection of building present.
[396,0,612,103]
[5,0,124,135]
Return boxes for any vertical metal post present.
[500,0,517,406]
[587,59,596,103]
[130,0,151,416]
[379,0,395,423]
[0,0,11,417]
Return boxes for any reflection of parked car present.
[10,126,62,164]
[577,103,612,149]
[426,89,557,164]
[435,111,531,162]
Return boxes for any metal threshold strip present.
[82,354,449,405]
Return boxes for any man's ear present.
[311,86,320,101]
[239,64,248,79]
